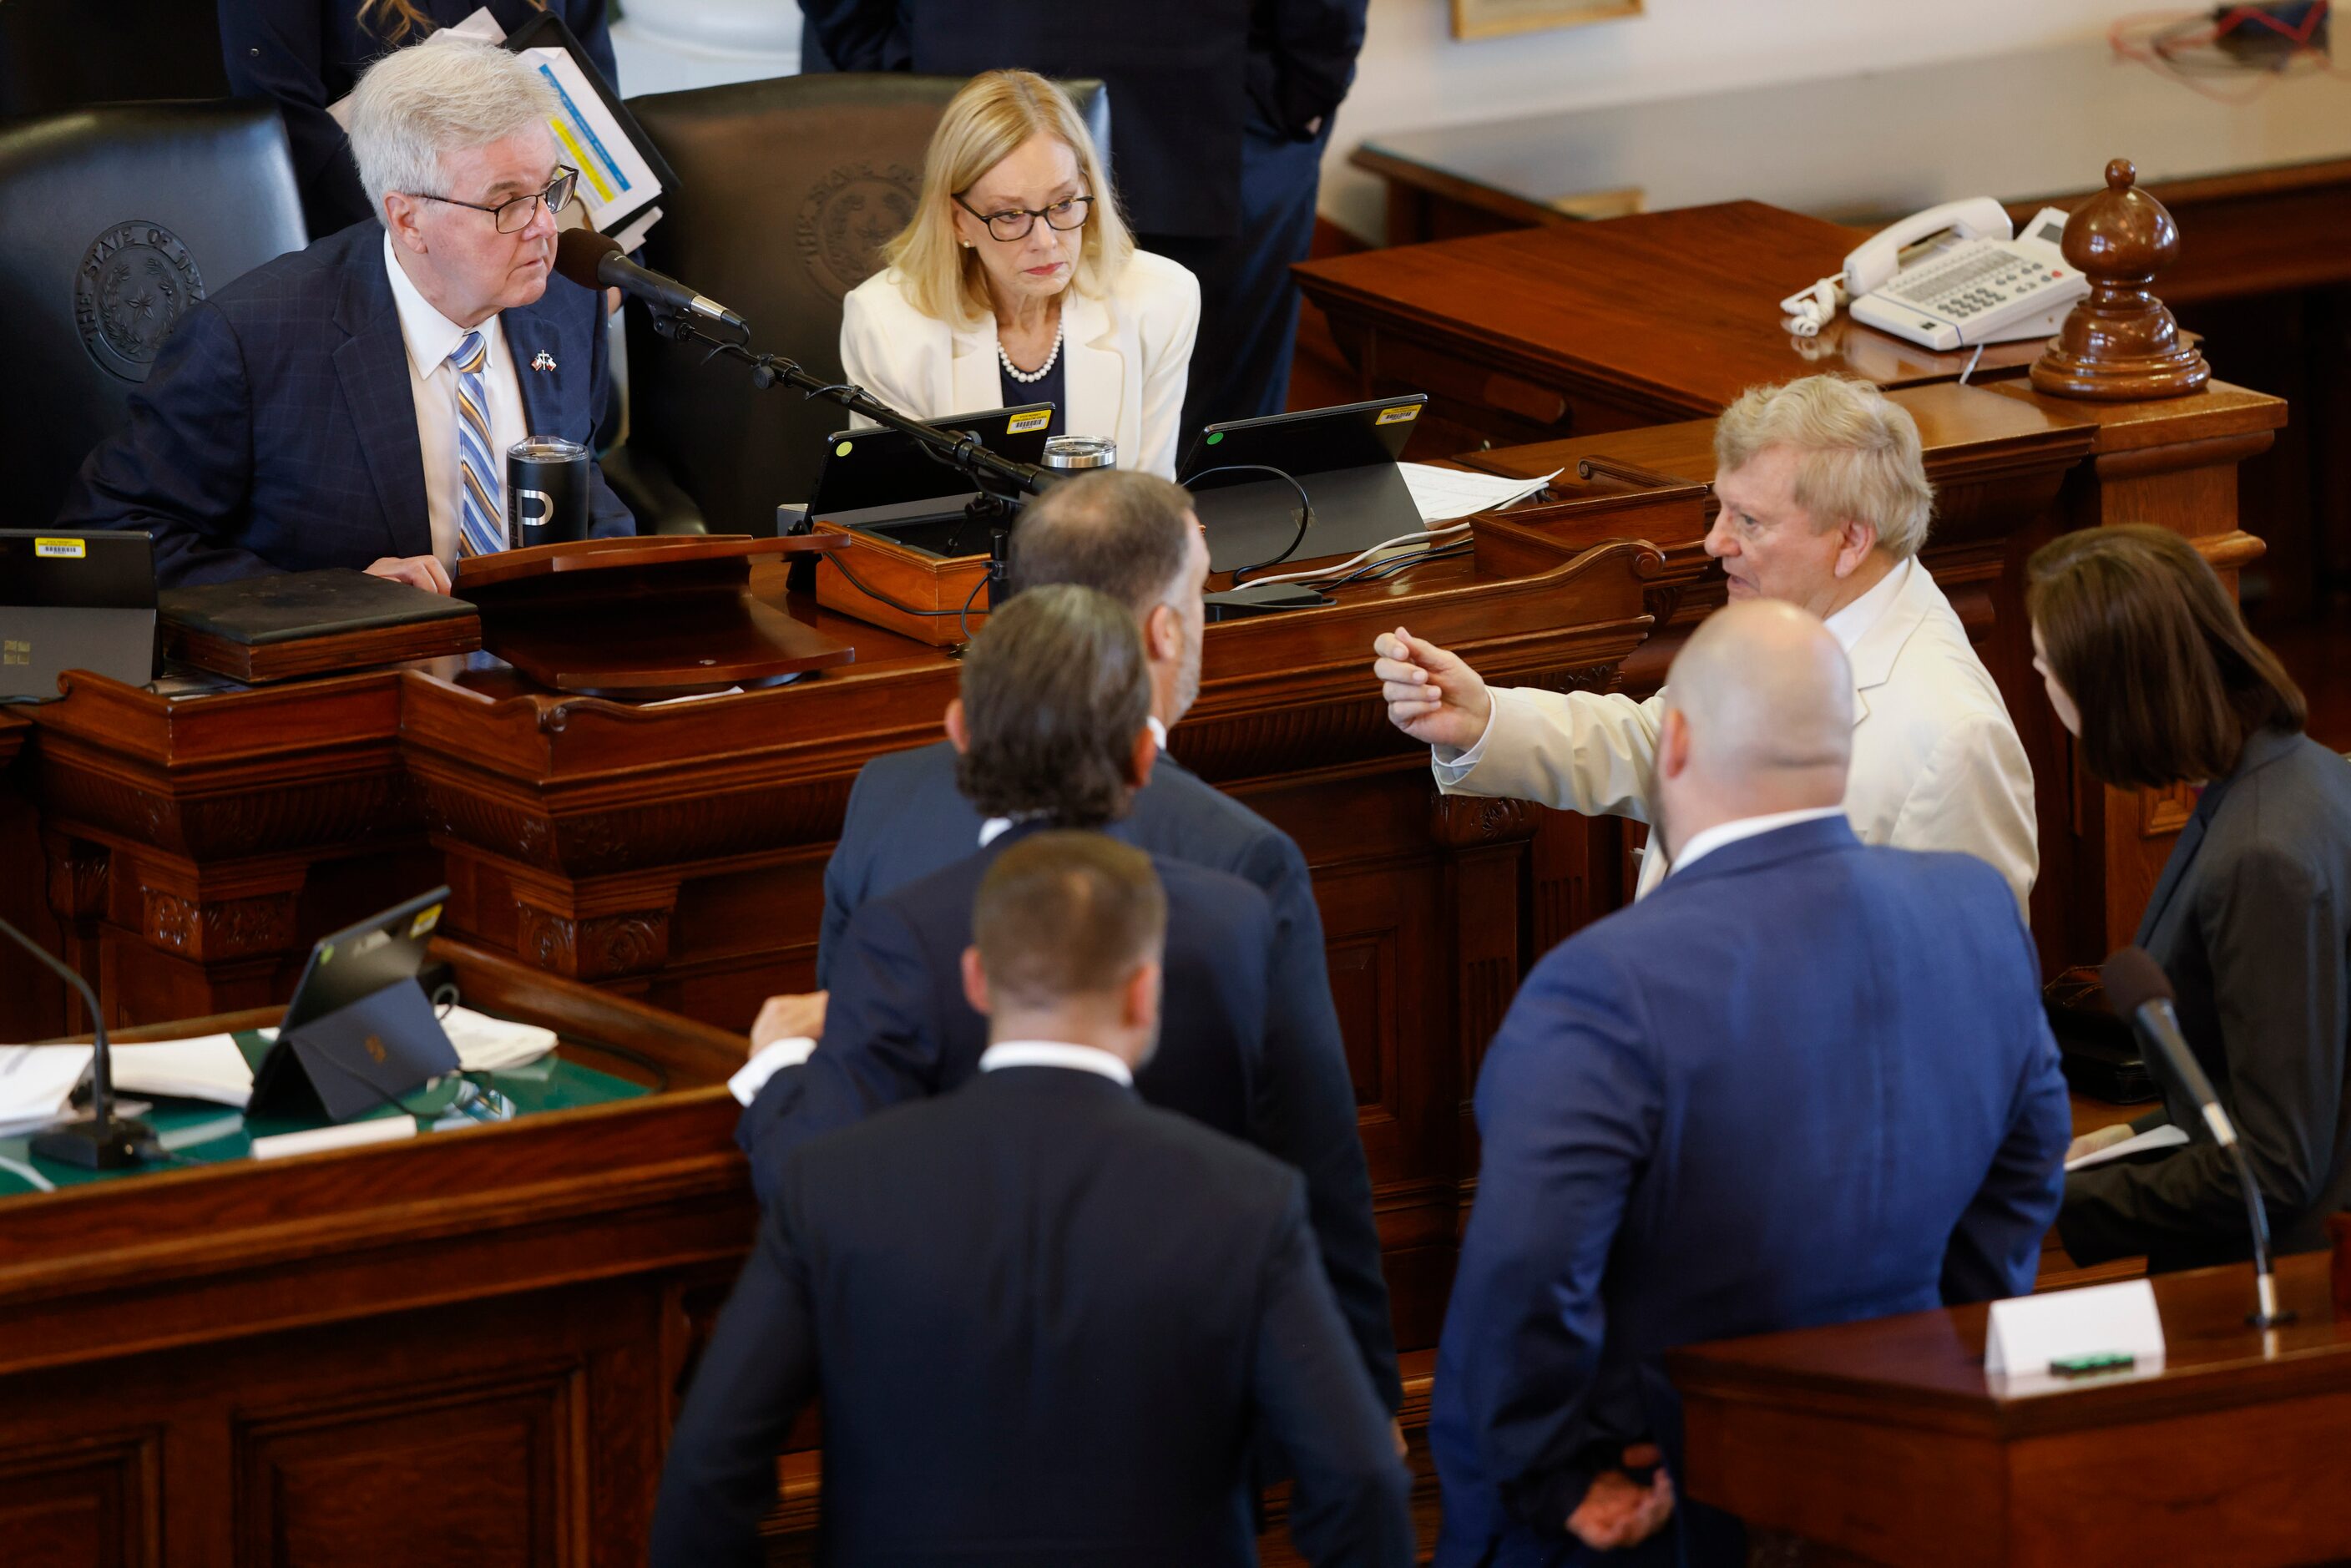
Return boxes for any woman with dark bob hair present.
[2028,524,2351,1272]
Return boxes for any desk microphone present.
[554,230,747,335]
[0,917,155,1169]
[2101,945,2291,1327]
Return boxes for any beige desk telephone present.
[1780,198,2090,352]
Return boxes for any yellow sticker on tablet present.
[1007,410,1052,434]
[835,441,853,458]
[1375,405,1421,426]
[409,903,442,939]
[33,538,87,559]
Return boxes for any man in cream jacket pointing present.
[1373,374,2037,912]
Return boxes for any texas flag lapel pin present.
[530,350,558,372]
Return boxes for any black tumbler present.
[506,436,589,549]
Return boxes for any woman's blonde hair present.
[361,0,545,45]
[883,70,1135,330]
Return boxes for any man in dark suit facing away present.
[746,470,1398,1416]
[58,36,632,589]
[1431,599,2070,1568]
[656,832,1412,1566]
[737,583,1398,1417]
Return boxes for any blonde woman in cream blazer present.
[842,250,1200,479]
[837,69,1201,478]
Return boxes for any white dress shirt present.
[383,232,527,564]
[1667,806,1848,878]
[977,1039,1134,1086]
[1431,555,2037,910]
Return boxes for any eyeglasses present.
[415,166,579,234]
[953,192,1094,243]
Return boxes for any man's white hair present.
[1713,375,1936,559]
[348,36,558,221]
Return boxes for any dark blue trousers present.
[1142,106,1332,434]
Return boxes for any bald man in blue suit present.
[1431,600,2069,1568]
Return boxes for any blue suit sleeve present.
[736,897,943,1206]
[1942,1013,2070,1303]
[1437,943,1660,1533]
[218,0,373,235]
[561,0,620,91]
[800,0,903,70]
[56,302,281,586]
[1246,833,1399,1410]
[583,276,635,537]
[648,1197,818,1567]
[1250,1176,1417,1567]
[817,761,887,991]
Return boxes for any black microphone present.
[0,917,155,1170]
[554,229,746,335]
[2101,945,2291,1326]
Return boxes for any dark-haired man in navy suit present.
[660,830,1412,1566]
[745,470,1396,1417]
[1432,599,2070,1568]
[738,578,1399,1420]
[59,36,631,589]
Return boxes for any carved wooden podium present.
[1670,1251,2351,1567]
[455,534,854,695]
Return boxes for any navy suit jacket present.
[58,220,632,587]
[804,0,1368,238]
[662,1066,1413,1566]
[1431,817,2070,1568]
[220,0,619,237]
[813,739,1397,1408]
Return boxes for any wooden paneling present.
[0,1435,156,1568]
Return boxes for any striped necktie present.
[449,330,503,557]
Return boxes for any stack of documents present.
[1398,463,1561,524]
[0,1044,93,1136]
[438,1007,559,1073]
[112,1035,260,1108]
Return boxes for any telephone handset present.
[1781,198,2090,352]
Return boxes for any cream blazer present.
[1435,560,2040,911]
[837,250,1201,479]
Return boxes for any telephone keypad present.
[1884,247,2065,321]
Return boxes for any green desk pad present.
[0,1030,650,1196]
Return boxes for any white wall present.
[1321,0,2124,240]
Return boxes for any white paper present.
[0,1045,93,1136]
[112,1034,257,1108]
[1398,463,1561,524]
[326,8,506,131]
[1984,1277,2165,1377]
[523,46,660,232]
[251,1116,417,1161]
[438,1005,559,1072]
[609,204,664,256]
[2065,1121,2190,1171]
[729,1037,817,1106]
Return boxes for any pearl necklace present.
[999,316,1064,384]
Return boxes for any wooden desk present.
[1332,50,2351,620]
[1352,38,2351,271]
[1669,1250,2351,1568]
[9,523,1668,1357]
[0,938,752,1568]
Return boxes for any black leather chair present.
[0,0,230,119]
[0,103,306,528]
[610,73,1110,537]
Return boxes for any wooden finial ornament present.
[2030,159,2210,400]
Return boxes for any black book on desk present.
[159,569,481,683]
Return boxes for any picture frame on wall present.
[1449,0,1641,42]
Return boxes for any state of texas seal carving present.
[796,165,917,302]
[75,221,206,382]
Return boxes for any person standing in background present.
[801,0,1368,434]
[221,0,617,238]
